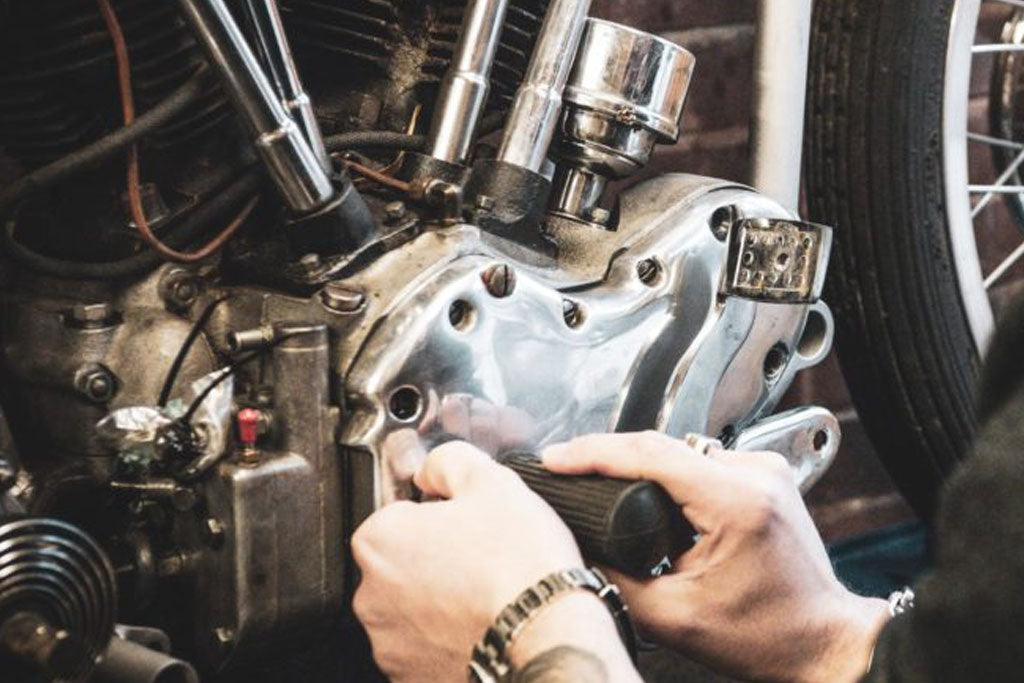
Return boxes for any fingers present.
[412,440,505,500]
[541,431,731,503]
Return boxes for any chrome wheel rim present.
[944,0,996,355]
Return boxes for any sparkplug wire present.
[96,0,257,263]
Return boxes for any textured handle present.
[499,451,697,577]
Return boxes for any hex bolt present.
[636,258,660,286]
[68,302,116,328]
[562,299,585,328]
[385,201,407,224]
[320,282,365,313]
[74,364,117,403]
[481,264,516,298]
[159,269,201,309]
[710,205,736,241]
[203,518,225,549]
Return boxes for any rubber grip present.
[499,451,697,577]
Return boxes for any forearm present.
[508,592,641,683]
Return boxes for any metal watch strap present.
[467,567,637,683]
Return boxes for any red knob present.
[237,408,261,447]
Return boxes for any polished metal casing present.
[551,20,694,224]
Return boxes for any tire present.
[805,0,982,517]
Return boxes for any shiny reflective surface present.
[550,20,693,224]
[336,175,834,517]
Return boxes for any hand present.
[543,432,891,683]
[352,441,639,682]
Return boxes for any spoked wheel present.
[806,0,1024,517]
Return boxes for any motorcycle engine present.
[0,0,836,680]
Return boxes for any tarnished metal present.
[723,218,832,303]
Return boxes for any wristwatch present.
[467,567,637,683]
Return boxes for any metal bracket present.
[723,218,832,303]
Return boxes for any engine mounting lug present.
[562,299,585,329]
[74,363,117,403]
[384,201,408,224]
[710,205,737,241]
[67,302,118,329]
[159,269,201,310]
[482,264,516,298]
[636,258,661,286]
[320,283,366,313]
[203,518,226,550]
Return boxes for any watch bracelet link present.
[467,567,637,683]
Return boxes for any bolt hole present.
[388,386,422,423]
[812,429,829,452]
[775,252,790,270]
[763,343,789,383]
[710,206,735,241]
[797,309,829,359]
[448,300,475,331]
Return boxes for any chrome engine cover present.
[0,173,833,672]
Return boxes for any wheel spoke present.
[970,148,1024,217]
[971,185,1024,192]
[973,43,1024,53]
[968,132,1024,149]
[985,241,1024,289]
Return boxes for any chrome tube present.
[428,0,511,163]
[750,0,812,213]
[240,0,331,170]
[496,0,592,172]
[177,0,334,214]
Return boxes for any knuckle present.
[738,481,783,531]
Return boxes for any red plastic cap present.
[237,408,261,446]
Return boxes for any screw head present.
[562,299,584,328]
[385,201,407,223]
[320,282,365,313]
[159,270,202,309]
[636,258,660,286]
[481,264,516,298]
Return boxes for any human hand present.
[352,441,639,682]
[543,432,891,683]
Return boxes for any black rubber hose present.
[0,70,212,217]
[2,166,263,280]
[323,130,427,154]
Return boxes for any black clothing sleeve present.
[863,298,1024,682]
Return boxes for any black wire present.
[0,70,212,219]
[157,295,231,407]
[179,331,299,424]
[2,165,263,280]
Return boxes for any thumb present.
[413,440,504,499]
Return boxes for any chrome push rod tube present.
[240,0,331,170]
[497,0,592,172]
[750,0,812,213]
[177,0,334,214]
[428,0,511,163]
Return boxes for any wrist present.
[508,591,639,681]
[796,594,891,683]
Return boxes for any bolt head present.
[475,194,496,212]
[74,364,117,403]
[562,299,584,328]
[320,282,365,313]
[385,201,407,222]
[636,258,660,285]
[482,264,516,298]
[69,302,115,327]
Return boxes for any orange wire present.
[344,159,412,193]
[97,0,256,263]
